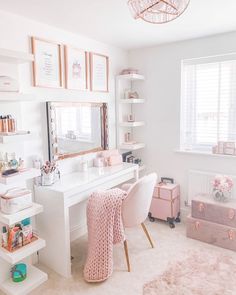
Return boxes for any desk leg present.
[36,192,72,278]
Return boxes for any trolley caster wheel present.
[148,212,155,222]
[167,217,175,229]
[169,223,175,229]
[175,212,181,223]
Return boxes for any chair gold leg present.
[141,222,154,248]
[123,240,131,272]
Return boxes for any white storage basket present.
[0,188,32,214]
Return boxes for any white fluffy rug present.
[10,221,236,295]
[143,251,236,295]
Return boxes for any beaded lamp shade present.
[128,0,190,24]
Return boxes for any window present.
[180,54,236,152]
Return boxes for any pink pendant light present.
[128,0,190,24]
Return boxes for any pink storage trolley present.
[149,181,181,228]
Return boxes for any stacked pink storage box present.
[186,195,236,251]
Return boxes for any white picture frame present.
[31,37,62,88]
[90,52,109,92]
[64,46,88,91]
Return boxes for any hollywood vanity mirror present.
[46,102,108,160]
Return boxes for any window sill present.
[174,149,236,159]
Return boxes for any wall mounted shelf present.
[0,93,38,102]
[119,121,145,127]
[0,203,43,226]
[0,265,48,295]
[119,143,146,151]
[0,120,47,292]
[0,238,46,264]
[119,99,145,104]
[116,74,145,81]
[0,48,34,64]
[0,132,32,144]
[116,73,146,171]
[0,168,40,185]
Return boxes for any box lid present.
[156,183,179,190]
[193,194,236,209]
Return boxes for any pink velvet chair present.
[121,173,157,272]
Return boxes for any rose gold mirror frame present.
[46,102,108,161]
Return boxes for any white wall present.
[0,10,128,238]
[2,8,236,221]
[0,9,128,168]
[129,32,236,207]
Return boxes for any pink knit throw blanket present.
[83,188,127,282]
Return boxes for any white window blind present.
[180,54,236,152]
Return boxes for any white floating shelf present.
[119,99,145,104]
[0,93,37,102]
[0,48,34,64]
[0,132,32,144]
[119,121,145,127]
[119,143,146,151]
[0,238,46,264]
[117,74,145,81]
[0,203,43,226]
[0,168,41,185]
[0,265,48,295]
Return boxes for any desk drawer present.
[65,171,135,207]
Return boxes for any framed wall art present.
[31,37,62,88]
[90,53,109,92]
[64,46,88,91]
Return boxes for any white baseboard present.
[70,223,87,242]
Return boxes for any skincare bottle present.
[7,115,16,133]
[2,116,8,133]
[2,226,8,248]
[0,116,3,132]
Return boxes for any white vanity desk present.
[34,163,139,278]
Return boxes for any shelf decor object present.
[1,265,47,295]
[127,0,190,24]
[31,37,63,88]
[64,46,88,91]
[90,53,109,92]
